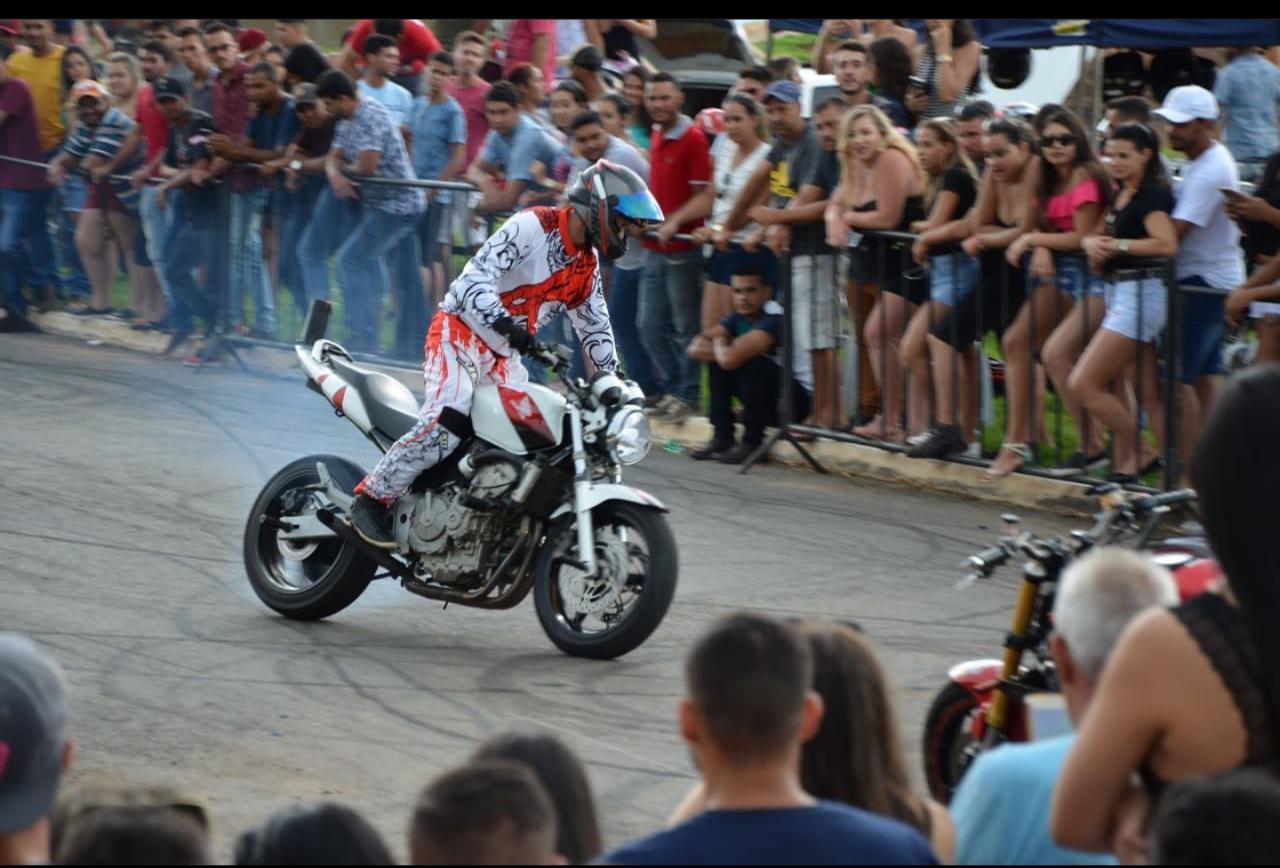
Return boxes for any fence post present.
[1163,264,1183,491]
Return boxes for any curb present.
[26,310,1098,517]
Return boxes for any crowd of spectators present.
[7,363,1280,863]
[5,19,1280,484]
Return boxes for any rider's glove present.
[493,316,535,355]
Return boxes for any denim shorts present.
[1178,276,1225,384]
[928,253,978,308]
[1024,252,1105,299]
[60,175,88,212]
[1102,277,1167,343]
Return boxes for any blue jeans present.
[54,176,90,298]
[1,187,56,316]
[1177,276,1225,384]
[606,263,657,393]
[139,186,173,308]
[639,247,703,403]
[298,187,358,304]
[279,182,321,314]
[391,228,429,361]
[336,208,420,354]
[227,188,276,334]
[162,191,216,331]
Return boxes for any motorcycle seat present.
[329,356,421,440]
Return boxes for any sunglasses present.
[1040,134,1077,148]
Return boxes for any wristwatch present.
[938,53,953,63]
[289,159,303,171]
[1117,239,1130,254]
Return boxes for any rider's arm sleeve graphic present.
[567,258,622,374]
[450,212,541,329]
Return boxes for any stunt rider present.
[349,161,665,548]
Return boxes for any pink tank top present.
[1045,177,1103,233]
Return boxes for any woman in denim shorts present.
[901,119,980,440]
[1070,123,1177,482]
[992,108,1112,478]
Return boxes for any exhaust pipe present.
[314,507,410,578]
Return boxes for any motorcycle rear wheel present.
[243,455,377,621]
[534,502,677,660]
[922,680,984,804]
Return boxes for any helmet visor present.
[615,190,665,224]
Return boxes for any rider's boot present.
[349,493,397,549]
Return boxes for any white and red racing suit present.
[355,206,620,504]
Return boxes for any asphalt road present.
[0,334,1076,861]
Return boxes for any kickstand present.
[193,329,249,374]
[740,424,827,475]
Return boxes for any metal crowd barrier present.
[751,227,1228,493]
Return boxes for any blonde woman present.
[825,105,926,442]
[901,118,979,440]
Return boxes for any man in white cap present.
[1152,84,1245,482]
[0,633,75,865]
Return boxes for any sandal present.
[983,443,1034,481]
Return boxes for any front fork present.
[568,404,599,576]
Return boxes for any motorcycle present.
[241,305,677,660]
[921,485,1221,803]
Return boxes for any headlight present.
[606,406,651,466]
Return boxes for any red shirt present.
[0,77,47,189]
[503,20,556,94]
[349,19,442,76]
[644,116,712,254]
[212,60,250,140]
[135,83,170,163]
[448,78,491,168]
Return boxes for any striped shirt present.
[62,106,143,210]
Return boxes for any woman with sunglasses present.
[1067,122,1176,483]
[901,118,979,441]
[991,109,1112,479]
[689,94,774,338]
[825,104,926,442]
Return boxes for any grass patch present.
[755,33,819,63]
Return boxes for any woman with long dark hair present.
[868,36,913,129]
[1068,123,1176,481]
[825,104,926,442]
[594,92,637,148]
[472,730,603,864]
[989,108,1111,478]
[914,19,981,121]
[900,118,979,441]
[55,46,98,302]
[622,65,652,151]
[1053,365,1280,856]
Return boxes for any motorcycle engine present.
[406,455,523,586]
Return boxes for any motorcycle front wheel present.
[534,502,677,660]
[243,454,377,621]
[922,680,984,804]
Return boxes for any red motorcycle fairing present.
[945,659,1032,742]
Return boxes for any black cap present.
[293,83,319,106]
[153,75,187,101]
[571,44,603,73]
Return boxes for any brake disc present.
[276,489,319,562]
[557,527,632,615]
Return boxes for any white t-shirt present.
[358,78,415,129]
[710,139,772,243]
[1171,141,1246,289]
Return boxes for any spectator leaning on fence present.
[641,72,713,424]
[566,109,657,397]
[827,104,926,444]
[954,99,994,174]
[1212,46,1280,185]
[47,80,144,318]
[1068,122,1176,482]
[152,75,218,355]
[1150,85,1244,484]
[408,50,467,319]
[901,118,980,442]
[950,547,1177,865]
[1052,366,1280,857]
[276,83,336,315]
[599,613,938,865]
[296,83,359,310]
[0,633,76,867]
[1002,107,1112,479]
[0,53,55,330]
[319,68,425,355]
[908,119,1036,460]
[466,81,565,216]
[53,45,96,304]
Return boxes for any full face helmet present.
[566,159,665,261]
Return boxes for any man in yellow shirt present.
[8,20,66,156]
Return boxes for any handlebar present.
[1131,488,1198,515]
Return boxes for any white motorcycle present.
[242,318,677,659]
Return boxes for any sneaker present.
[348,493,397,549]
[718,442,766,465]
[661,398,698,424]
[906,430,933,447]
[907,423,967,459]
[689,438,734,461]
[645,394,678,416]
[643,393,666,410]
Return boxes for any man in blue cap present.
[0,633,75,865]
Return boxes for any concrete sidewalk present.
[21,307,1100,516]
